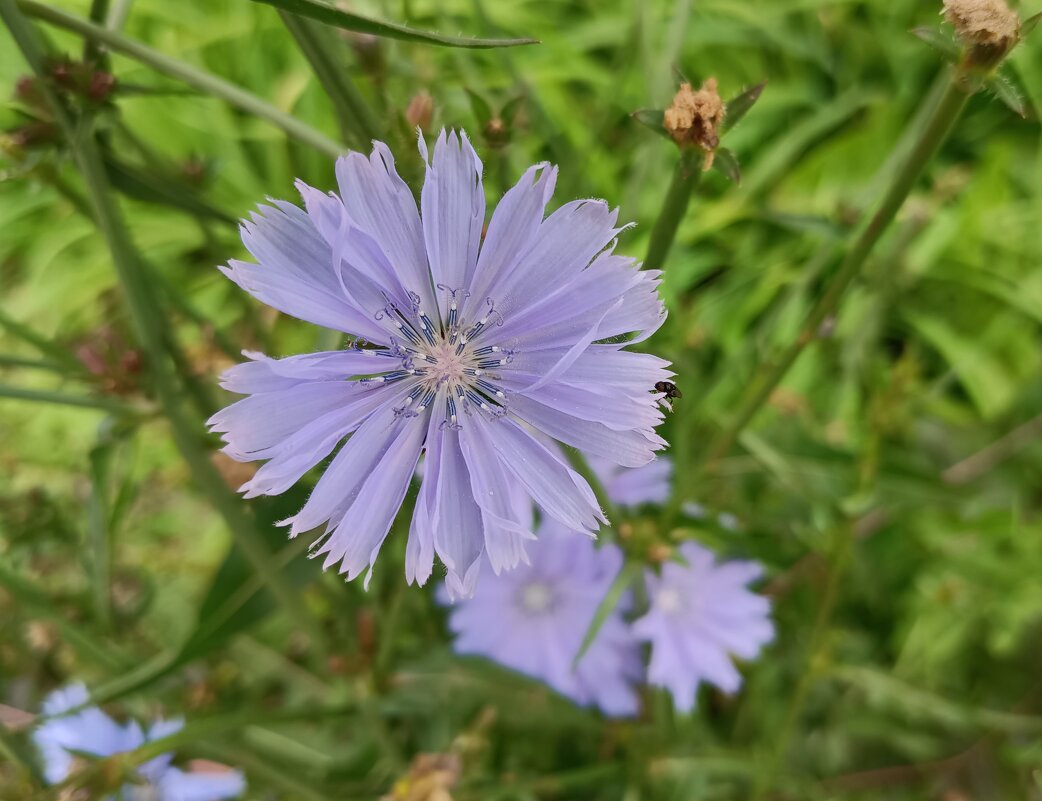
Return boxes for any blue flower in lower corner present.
[33,684,245,801]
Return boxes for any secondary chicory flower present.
[33,684,244,801]
[442,519,643,716]
[589,454,672,509]
[633,542,773,712]
[209,130,669,597]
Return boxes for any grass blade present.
[0,384,146,416]
[572,560,641,667]
[278,10,381,147]
[252,0,537,49]
[17,0,345,158]
[2,0,329,669]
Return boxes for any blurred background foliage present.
[1,0,1042,798]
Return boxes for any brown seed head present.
[943,0,1020,67]
[664,78,726,167]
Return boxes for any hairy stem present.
[643,148,702,272]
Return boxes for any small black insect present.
[655,381,682,411]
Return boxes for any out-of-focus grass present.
[2,0,1042,799]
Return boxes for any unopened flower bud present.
[943,0,1021,70]
[483,116,509,149]
[87,70,116,103]
[664,78,726,169]
[405,90,434,131]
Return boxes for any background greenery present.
[2,0,1041,798]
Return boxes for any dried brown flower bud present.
[664,78,726,169]
[943,0,1021,69]
[405,91,434,131]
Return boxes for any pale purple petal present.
[476,416,605,533]
[590,455,673,508]
[419,130,485,318]
[441,524,641,716]
[334,142,435,310]
[431,426,486,598]
[214,132,669,593]
[310,413,427,583]
[158,767,246,801]
[226,202,387,342]
[464,162,556,318]
[633,543,773,712]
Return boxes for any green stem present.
[751,521,854,800]
[16,0,345,158]
[1,0,327,661]
[279,10,381,147]
[82,0,109,62]
[643,148,703,272]
[694,70,971,473]
[0,383,145,416]
[0,306,89,374]
[0,354,66,372]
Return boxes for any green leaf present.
[176,489,315,664]
[1022,11,1042,37]
[572,560,641,667]
[721,80,766,134]
[985,71,1027,118]
[102,153,237,224]
[465,87,494,127]
[631,108,669,140]
[250,0,537,48]
[711,146,741,184]
[910,26,960,61]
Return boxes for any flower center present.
[656,588,684,615]
[519,581,555,615]
[359,287,515,426]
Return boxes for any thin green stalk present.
[16,0,345,158]
[279,10,381,147]
[104,0,131,30]
[643,148,703,272]
[0,383,145,416]
[695,69,972,473]
[0,306,88,374]
[751,521,854,801]
[88,438,113,629]
[1,0,327,661]
[0,354,66,372]
[82,0,109,62]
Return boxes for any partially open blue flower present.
[633,543,774,712]
[210,130,669,597]
[442,519,643,716]
[32,684,244,801]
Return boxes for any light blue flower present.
[442,519,643,716]
[633,543,774,712]
[209,130,669,597]
[32,684,245,801]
